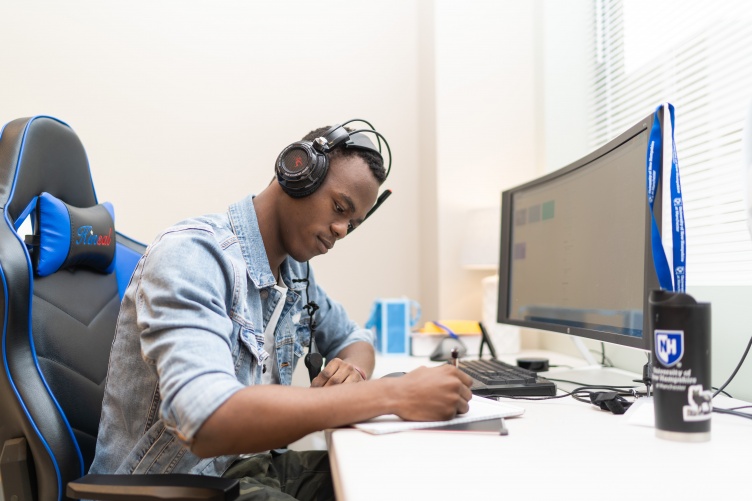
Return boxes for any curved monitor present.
[497,110,663,351]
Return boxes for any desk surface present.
[327,350,752,500]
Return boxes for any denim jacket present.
[89,194,374,476]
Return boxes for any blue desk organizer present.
[365,298,420,354]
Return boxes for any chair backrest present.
[0,117,144,500]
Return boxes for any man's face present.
[280,154,380,262]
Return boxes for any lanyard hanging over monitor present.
[646,103,686,293]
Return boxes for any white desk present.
[327,351,752,500]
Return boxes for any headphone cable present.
[292,262,322,381]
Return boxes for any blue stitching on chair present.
[16,116,86,475]
[0,255,65,499]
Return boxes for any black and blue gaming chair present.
[0,116,238,500]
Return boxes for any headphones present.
[282,119,392,381]
[275,118,393,234]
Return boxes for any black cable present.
[495,392,574,401]
[589,346,614,367]
[729,405,752,411]
[713,407,752,420]
[340,118,393,181]
[292,262,321,381]
[544,377,640,390]
[496,384,642,404]
[711,387,733,398]
[712,331,752,398]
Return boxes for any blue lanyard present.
[646,103,686,292]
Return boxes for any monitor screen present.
[497,111,662,351]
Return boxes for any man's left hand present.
[310,358,366,387]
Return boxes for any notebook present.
[351,395,524,435]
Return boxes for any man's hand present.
[389,365,474,421]
[311,357,367,387]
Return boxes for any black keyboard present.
[458,359,557,397]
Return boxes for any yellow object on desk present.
[416,320,482,335]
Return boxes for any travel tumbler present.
[649,290,712,442]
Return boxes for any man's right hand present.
[387,365,473,421]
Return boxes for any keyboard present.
[458,359,557,397]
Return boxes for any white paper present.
[352,395,525,435]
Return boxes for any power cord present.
[713,407,752,420]
[496,383,644,415]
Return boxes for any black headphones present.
[275,118,393,234]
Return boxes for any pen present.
[499,418,509,436]
[451,347,459,368]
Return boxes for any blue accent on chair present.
[115,241,142,300]
[37,193,71,277]
[14,196,38,232]
[0,264,66,496]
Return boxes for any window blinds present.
[588,0,752,285]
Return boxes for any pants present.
[222,450,335,501]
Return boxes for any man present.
[90,122,473,500]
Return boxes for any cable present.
[292,262,321,381]
[496,384,643,404]
[729,405,752,411]
[711,387,733,398]
[713,407,752,420]
[544,377,640,390]
[712,331,752,398]
[340,118,393,181]
[596,342,615,367]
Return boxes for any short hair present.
[302,126,387,184]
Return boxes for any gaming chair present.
[0,116,238,500]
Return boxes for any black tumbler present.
[649,290,712,442]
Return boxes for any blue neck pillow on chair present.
[29,192,116,277]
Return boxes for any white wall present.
[433,0,543,324]
[0,0,552,331]
[0,0,422,325]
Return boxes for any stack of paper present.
[352,395,524,435]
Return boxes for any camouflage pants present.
[222,450,334,501]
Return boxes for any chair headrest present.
[24,192,116,276]
[0,116,98,226]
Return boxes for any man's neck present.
[251,189,286,278]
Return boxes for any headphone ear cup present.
[276,142,329,198]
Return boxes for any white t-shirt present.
[260,279,288,385]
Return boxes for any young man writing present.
[90,121,473,500]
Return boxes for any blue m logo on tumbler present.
[655,330,684,367]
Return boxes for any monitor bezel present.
[497,110,663,351]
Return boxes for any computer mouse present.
[429,336,468,362]
[381,371,407,378]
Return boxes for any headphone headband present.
[275,119,392,230]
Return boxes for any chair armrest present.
[66,473,239,501]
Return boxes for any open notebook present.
[352,395,524,435]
